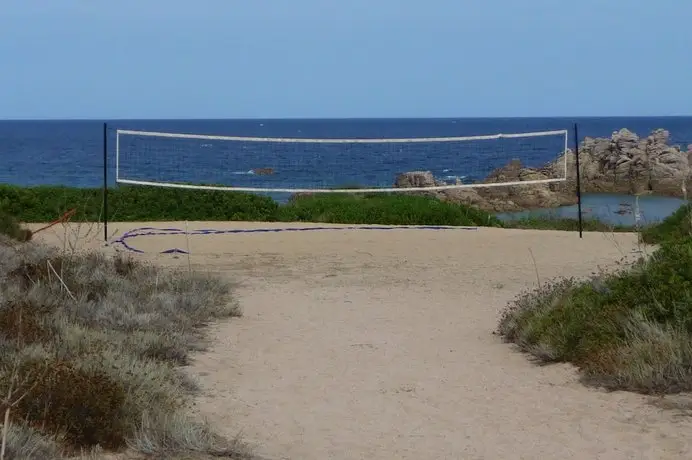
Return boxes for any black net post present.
[103,122,109,243]
[573,123,583,238]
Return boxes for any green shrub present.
[0,184,502,227]
[110,185,279,221]
[2,183,649,232]
[0,184,102,223]
[497,238,692,394]
[640,203,692,244]
[278,193,503,226]
[0,184,279,222]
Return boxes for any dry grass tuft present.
[0,421,63,460]
[0,222,254,459]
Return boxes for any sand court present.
[29,222,692,459]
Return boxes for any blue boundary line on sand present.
[112,225,479,254]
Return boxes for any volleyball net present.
[115,128,569,194]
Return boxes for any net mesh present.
[115,129,569,193]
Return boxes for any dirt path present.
[173,224,690,460]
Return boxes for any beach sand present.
[30,222,692,460]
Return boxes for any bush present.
[0,184,508,228]
[0,184,279,223]
[497,238,692,394]
[7,358,128,449]
[0,235,253,458]
[640,203,692,244]
[0,210,32,241]
[2,183,646,232]
[278,193,503,227]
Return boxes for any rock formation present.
[394,128,692,212]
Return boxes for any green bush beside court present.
[639,203,692,244]
[277,192,504,227]
[0,183,635,231]
[497,236,692,394]
[497,202,692,395]
[0,184,280,223]
[0,184,502,227]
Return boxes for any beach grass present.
[0,227,257,459]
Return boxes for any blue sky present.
[1,0,689,119]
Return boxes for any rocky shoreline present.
[394,128,692,213]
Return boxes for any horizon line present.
[1,115,691,123]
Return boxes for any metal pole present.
[573,123,583,238]
[103,122,109,243]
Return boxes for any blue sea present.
[1,117,691,224]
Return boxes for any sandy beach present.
[31,222,692,460]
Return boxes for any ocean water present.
[1,117,691,223]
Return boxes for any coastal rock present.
[394,171,439,188]
[394,128,692,212]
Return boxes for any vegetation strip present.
[1,184,633,231]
